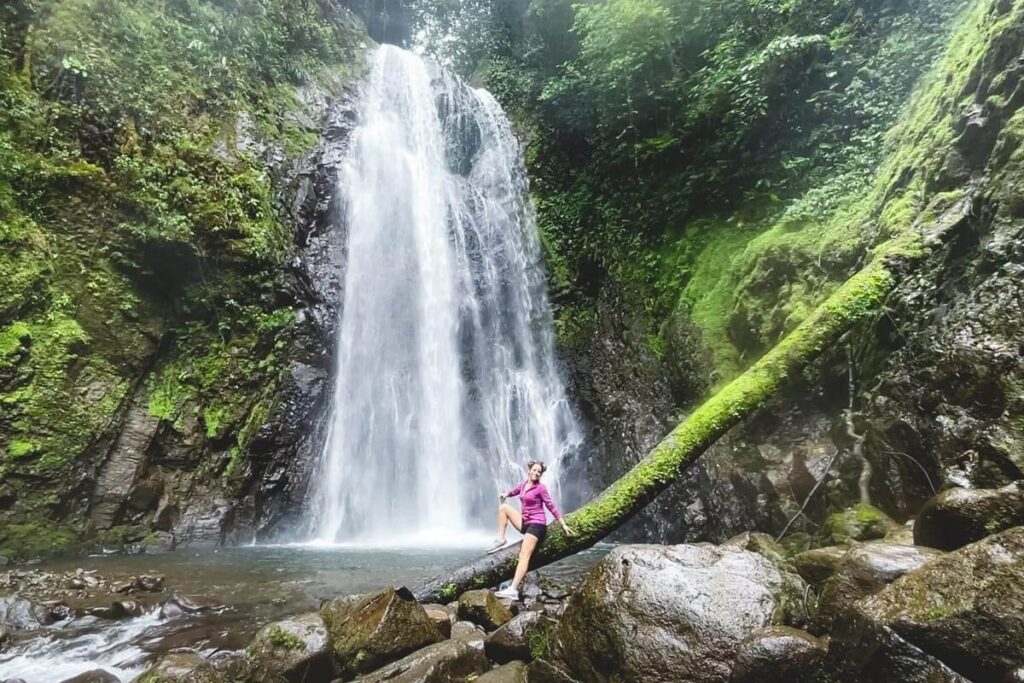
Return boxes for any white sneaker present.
[494,586,519,600]
[486,538,510,554]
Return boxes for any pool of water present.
[0,542,611,682]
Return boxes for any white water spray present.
[312,45,580,543]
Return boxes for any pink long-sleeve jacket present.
[505,480,561,526]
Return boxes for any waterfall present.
[311,45,581,544]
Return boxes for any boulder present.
[729,626,826,683]
[476,660,528,683]
[248,612,332,682]
[0,596,69,631]
[457,589,513,631]
[525,658,580,683]
[814,541,942,630]
[130,652,221,682]
[484,610,557,664]
[548,543,807,682]
[158,593,223,619]
[857,527,1024,680]
[451,620,486,650]
[359,639,488,683]
[792,546,848,586]
[59,671,119,683]
[423,606,452,638]
[320,587,443,676]
[914,482,1024,550]
[821,503,899,545]
[722,532,790,566]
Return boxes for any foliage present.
[0,0,363,527]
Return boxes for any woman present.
[487,459,573,600]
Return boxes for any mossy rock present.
[320,587,443,677]
[792,545,848,587]
[914,482,1024,551]
[132,652,222,682]
[821,503,899,545]
[858,527,1024,680]
[247,612,331,682]
[456,589,513,632]
[358,639,488,683]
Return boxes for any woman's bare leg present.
[498,503,522,541]
[510,533,539,590]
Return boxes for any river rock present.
[131,652,220,682]
[914,482,1024,550]
[484,610,557,664]
[793,545,848,585]
[729,626,826,683]
[457,589,513,631]
[320,587,443,676]
[525,658,580,683]
[451,620,486,650]
[548,543,807,682]
[59,670,119,683]
[423,606,452,638]
[476,660,528,683]
[0,595,68,630]
[358,639,488,683]
[722,531,790,565]
[821,503,899,544]
[158,593,222,618]
[856,526,1024,680]
[814,541,942,630]
[248,611,332,682]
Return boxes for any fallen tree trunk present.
[413,202,969,604]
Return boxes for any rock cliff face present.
[0,0,371,558]
[561,0,1024,546]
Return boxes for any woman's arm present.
[541,485,574,535]
[502,480,525,500]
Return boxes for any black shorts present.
[522,523,547,542]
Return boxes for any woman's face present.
[528,463,544,481]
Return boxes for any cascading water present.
[311,45,581,544]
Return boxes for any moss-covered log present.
[413,201,970,603]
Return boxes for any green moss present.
[0,522,77,560]
[822,503,899,544]
[267,624,305,650]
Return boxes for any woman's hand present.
[560,520,574,536]
[499,493,507,504]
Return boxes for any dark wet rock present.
[484,610,557,664]
[450,620,486,650]
[722,531,790,565]
[207,650,254,680]
[0,595,70,631]
[821,503,899,544]
[457,589,512,631]
[135,575,164,592]
[856,527,1024,681]
[793,545,848,586]
[320,587,443,676]
[131,652,220,682]
[476,660,528,683]
[158,593,223,618]
[525,659,580,683]
[815,541,942,630]
[248,612,332,683]
[59,670,119,683]
[729,626,827,683]
[914,482,1024,550]
[85,599,143,620]
[825,607,972,683]
[423,606,452,638]
[548,543,807,682]
[358,639,488,683]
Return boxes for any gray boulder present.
[729,626,826,683]
[450,620,486,650]
[484,610,557,664]
[130,653,221,682]
[914,482,1024,550]
[359,639,487,683]
[320,587,443,677]
[857,526,1024,680]
[814,541,942,630]
[457,589,513,632]
[476,660,528,683]
[548,543,807,682]
[247,611,332,682]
